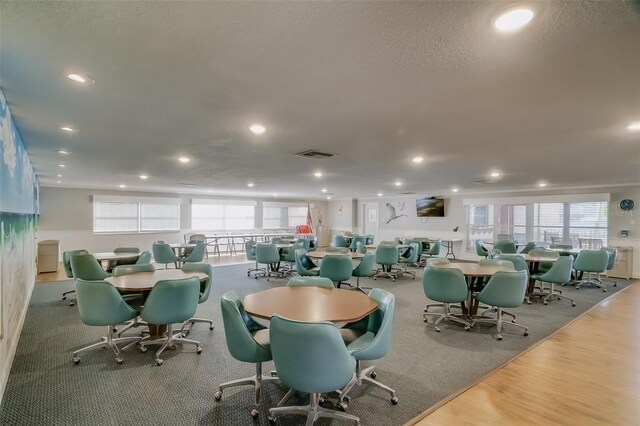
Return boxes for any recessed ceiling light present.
[139,175,148,180]
[314,171,323,178]
[57,174,62,178]
[490,171,501,178]
[377,193,383,197]
[119,184,126,188]
[58,164,66,168]
[249,124,266,135]
[273,193,278,197]
[57,150,70,155]
[59,126,77,133]
[628,121,640,131]
[67,73,95,84]
[56,180,62,184]
[412,156,424,164]
[494,8,534,32]
[326,196,332,200]
[247,183,254,187]
[178,156,191,164]
[538,182,547,187]
[394,181,402,186]
[452,187,459,193]
[321,188,327,193]
[207,190,213,193]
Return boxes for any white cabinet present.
[608,246,633,279]
[37,240,60,273]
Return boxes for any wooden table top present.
[275,243,294,249]
[307,251,365,260]
[169,243,197,249]
[521,254,560,263]
[433,262,514,277]
[93,252,140,261]
[366,244,409,249]
[244,287,379,323]
[105,269,208,291]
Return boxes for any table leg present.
[147,324,167,339]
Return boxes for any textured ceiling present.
[1,1,639,199]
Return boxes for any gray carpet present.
[0,264,635,426]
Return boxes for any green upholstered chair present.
[422,267,472,331]
[497,234,515,241]
[331,235,349,248]
[488,248,502,259]
[531,256,575,306]
[519,242,537,254]
[70,254,111,281]
[422,258,460,313]
[111,263,155,276]
[326,246,349,253]
[308,236,319,252]
[365,234,374,245]
[573,249,609,291]
[319,254,353,288]
[73,279,142,365]
[280,242,304,275]
[188,233,209,259]
[181,241,206,263]
[135,250,152,264]
[484,254,527,317]
[113,246,141,267]
[338,288,398,410]
[348,236,367,252]
[109,263,153,336]
[296,238,311,251]
[351,253,375,292]
[215,291,277,418]
[373,245,400,281]
[494,240,517,254]
[601,247,618,287]
[355,241,367,254]
[152,243,180,269]
[138,277,202,365]
[475,240,489,258]
[528,248,560,275]
[418,239,441,267]
[474,270,530,340]
[62,249,90,305]
[179,263,215,334]
[295,248,320,276]
[287,276,334,288]
[255,243,286,280]
[397,242,420,278]
[245,240,261,277]
[267,315,360,425]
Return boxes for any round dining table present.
[244,286,378,327]
[307,251,365,260]
[93,251,141,271]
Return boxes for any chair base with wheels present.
[337,360,398,411]
[423,303,471,332]
[372,265,399,282]
[533,282,575,306]
[137,323,202,366]
[473,308,529,341]
[254,264,287,281]
[73,325,141,365]
[62,289,77,306]
[215,362,279,418]
[268,392,360,425]
[179,317,214,336]
[575,272,611,292]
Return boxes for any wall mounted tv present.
[416,197,445,217]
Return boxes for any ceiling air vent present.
[401,192,416,195]
[296,150,334,159]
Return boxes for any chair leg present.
[179,316,215,336]
[73,325,141,365]
[474,308,529,341]
[542,282,576,306]
[423,303,471,332]
[215,363,279,417]
[338,361,398,409]
[139,324,202,366]
[269,392,360,425]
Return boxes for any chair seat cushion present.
[251,329,270,350]
[346,331,376,356]
[340,328,365,345]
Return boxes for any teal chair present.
[70,254,111,281]
[287,276,334,288]
[475,240,489,258]
[355,241,367,254]
[351,253,375,293]
[326,247,349,253]
[188,233,208,259]
[488,248,502,259]
[373,245,399,281]
[418,240,441,267]
[308,236,319,252]
[152,243,180,269]
[519,242,537,254]
[474,270,530,340]
[296,238,311,251]
[295,248,320,276]
[422,267,471,331]
[331,235,349,248]
[398,242,420,278]
[113,246,141,267]
[179,263,215,334]
[62,249,89,305]
[73,279,142,365]
[135,250,152,264]
[573,249,609,291]
[365,234,374,245]
[112,263,155,276]
[138,277,202,365]
[215,291,277,418]
[602,247,618,287]
[267,315,360,425]
[280,242,304,274]
[110,264,154,337]
[245,240,261,277]
[255,243,286,280]
[493,240,517,254]
[531,256,575,306]
[348,236,366,252]
[319,255,352,288]
[181,241,206,263]
[422,258,459,313]
[494,253,531,306]
[529,248,560,275]
[338,288,398,409]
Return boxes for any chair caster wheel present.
[423,318,429,323]
[464,326,470,331]
[614,283,617,287]
[602,289,607,292]
[496,335,503,341]
[512,319,517,323]
[391,396,399,405]
[435,327,441,332]
[319,396,325,404]
[392,279,396,282]
[338,402,348,411]
[268,416,277,424]
[214,391,222,401]
[156,359,163,366]
[543,301,548,305]
[72,357,80,365]
[115,357,123,364]
[526,301,531,305]
[62,296,67,300]
[70,302,75,307]
[113,327,118,333]
[523,331,529,336]
[196,346,203,354]
[209,325,214,330]
[270,371,278,377]
[140,346,148,353]
[571,302,576,307]
[181,333,187,338]
[370,371,377,379]
[251,409,259,418]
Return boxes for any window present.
[93,196,181,233]
[498,205,526,243]
[569,201,608,243]
[466,204,494,249]
[192,200,255,231]
[533,203,565,243]
[262,203,307,229]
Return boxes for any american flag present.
[306,203,313,234]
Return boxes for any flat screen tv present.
[416,197,445,217]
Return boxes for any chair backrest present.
[426,257,450,266]
[475,240,488,257]
[352,253,375,277]
[256,243,280,264]
[355,241,367,254]
[269,315,355,394]
[135,250,152,264]
[488,248,502,259]
[602,247,617,271]
[476,270,528,308]
[182,262,214,303]
[365,234,374,245]
[75,279,138,326]
[494,240,517,254]
[62,249,90,278]
[349,236,367,250]
[355,288,394,360]
[497,234,515,241]
[189,233,206,242]
[494,254,529,274]
[551,236,571,246]
[308,236,318,251]
[113,247,140,254]
[296,238,311,251]
[550,244,574,250]
[537,256,574,284]
[529,248,560,259]
[287,276,334,288]
[70,254,110,280]
[111,263,155,277]
[152,243,179,264]
[574,249,609,273]
[294,248,317,275]
[423,267,468,303]
[401,242,420,263]
[579,238,603,249]
[479,258,514,269]
[319,255,353,282]
[519,242,537,254]
[140,277,200,325]
[182,241,206,262]
[427,240,441,256]
[282,242,304,262]
[245,240,257,261]
[331,235,349,248]
[325,247,348,253]
[374,245,399,266]
[380,240,397,245]
[220,290,272,363]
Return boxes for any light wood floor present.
[412,280,640,426]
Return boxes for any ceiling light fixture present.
[59,126,77,133]
[139,175,148,180]
[538,182,548,187]
[67,73,95,84]
[273,193,278,197]
[57,150,70,155]
[490,171,501,178]
[57,174,62,178]
[249,124,266,135]
[58,164,66,168]
[494,8,534,32]
[207,190,213,193]
[378,193,383,197]
[628,121,640,131]
[394,181,402,186]
[321,188,327,193]
[119,184,126,188]
[314,171,323,178]
[178,156,191,164]
[247,183,254,187]
[326,196,332,200]
[452,188,459,193]
[412,156,424,164]
[56,180,62,184]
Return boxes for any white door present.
[362,203,379,241]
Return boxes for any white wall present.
[37,187,328,254]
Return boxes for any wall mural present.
[0,89,38,377]
[384,201,408,224]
